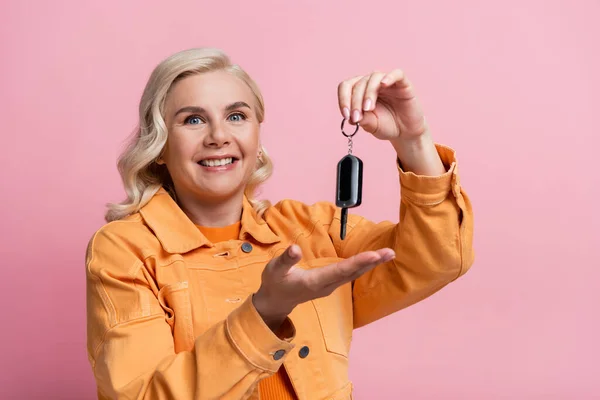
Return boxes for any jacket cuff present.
[398,144,461,205]
[226,295,296,373]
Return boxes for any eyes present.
[186,116,202,125]
[184,112,247,125]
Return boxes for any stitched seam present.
[290,214,319,244]
[337,215,365,256]
[311,300,349,359]
[128,260,153,319]
[87,233,117,327]
[456,223,464,279]
[155,257,186,268]
[95,255,158,325]
[401,191,448,206]
[399,159,456,180]
[225,318,277,373]
[454,196,467,280]
[91,312,165,366]
[323,221,343,256]
[88,240,159,364]
[181,288,195,346]
[304,218,318,239]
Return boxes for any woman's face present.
[162,70,261,206]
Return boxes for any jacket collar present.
[139,188,280,254]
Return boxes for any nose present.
[204,121,231,148]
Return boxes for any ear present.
[156,158,165,165]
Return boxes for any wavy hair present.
[105,48,273,222]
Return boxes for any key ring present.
[336,118,364,240]
[340,118,359,138]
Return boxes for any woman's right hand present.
[252,245,396,331]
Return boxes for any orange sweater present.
[197,222,297,400]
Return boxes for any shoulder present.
[266,198,341,228]
[85,213,159,275]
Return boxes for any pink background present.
[1,0,599,399]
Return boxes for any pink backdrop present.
[1,1,599,399]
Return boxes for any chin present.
[194,185,245,203]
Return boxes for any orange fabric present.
[196,222,297,400]
[85,144,474,400]
[196,221,241,243]
[258,371,296,400]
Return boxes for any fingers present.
[380,68,407,87]
[349,76,369,124]
[381,69,416,100]
[337,76,362,120]
[309,249,395,290]
[336,248,395,282]
[339,74,377,125]
[337,69,412,124]
[355,72,386,132]
[359,71,386,114]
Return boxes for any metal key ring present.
[341,118,359,138]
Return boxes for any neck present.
[177,191,244,227]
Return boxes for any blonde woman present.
[86,47,474,400]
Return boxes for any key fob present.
[336,154,363,209]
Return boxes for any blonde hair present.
[105,48,273,222]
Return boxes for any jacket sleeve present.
[85,226,296,400]
[329,144,474,328]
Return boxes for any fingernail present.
[343,107,350,119]
[288,245,299,258]
[363,98,372,111]
[352,109,361,123]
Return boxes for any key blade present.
[340,207,348,240]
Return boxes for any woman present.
[86,47,474,400]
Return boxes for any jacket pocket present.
[158,281,195,353]
[305,257,354,359]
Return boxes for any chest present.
[150,234,353,363]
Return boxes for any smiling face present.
[161,70,261,207]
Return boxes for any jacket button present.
[273,349,286,360]
[299,346,310,358]
[241,242,253,253]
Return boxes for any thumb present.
[359,111,379,135]
[266,244,302,276]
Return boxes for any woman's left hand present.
[338,69,447,176]
[337,69,427,142]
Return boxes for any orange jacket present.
[85,144,474,400]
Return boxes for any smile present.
[198,157,236,167]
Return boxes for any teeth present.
[200,157,233,167]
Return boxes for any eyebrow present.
[174,101,251,117]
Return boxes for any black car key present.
[335,119,363,240]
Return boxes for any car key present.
[335,118,363,240]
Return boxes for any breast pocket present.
[304,257,354,359]
[186,255,271,329]
[158,281,195,353]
